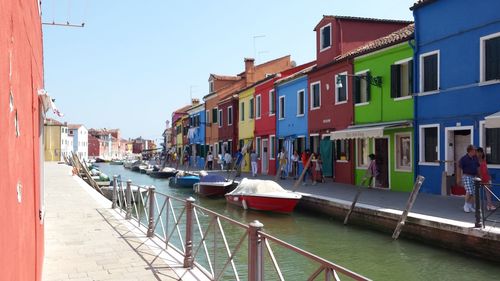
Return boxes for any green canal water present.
[98,164,499,281]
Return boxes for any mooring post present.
[125,179,132,220]
[474,178,482,228]
[147,186,156,237]
[112,175,118,209]
[248,220,264,281]
[183,197,196,268]
[392,175,425,240]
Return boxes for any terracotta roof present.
[314,15,413,30]
[275,64,316,85]
[210,74,241,81]
[44,118,64,126]
[237,55,291,76]
[336,24,414,61]
[68,124,84,129]
[410,0,437,10]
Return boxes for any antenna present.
[253,35,266,61]
[42,0,87,28]
[189,85,198,101]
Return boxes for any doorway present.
[262,139,269,175]
[445,127,473,187]
[375,138,389,188]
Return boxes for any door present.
[262,139,268,174]
[320,138,333,177]
[375,138,389,188]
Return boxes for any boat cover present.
[200,174,227,183]
[230,178,286,195]
[162,167,177,172]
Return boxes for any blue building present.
[187,102,206,169]
[412,0,500,195]
[276,67,314,174]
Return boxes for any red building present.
[0,1,45,280]
[307,16,410,184]
[218,94,239,155]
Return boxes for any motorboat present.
[193,173,238,197]
[169,172,200,188]
[110,160,124,165]
[225,178,302,213]
[150,167,178,179]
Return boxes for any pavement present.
[42,162,204,281]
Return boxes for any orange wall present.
[0,0,45,280]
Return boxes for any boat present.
[193,173,238,197]
[169,172,200,188]
[110,160,124,165]
[150,167,178,179]
[131,161,148,172]
[225,178,302,213]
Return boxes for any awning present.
[485,111,500,128]
[329,121,412,140]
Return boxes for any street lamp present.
[336,73,383,88]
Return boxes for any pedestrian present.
[207,151,214,170]
[315,154,324,183]
[224,151,232,173]
[362,154,378,188]
[291,150,299,180]
[477,147,496,211]
[250,149,258,177]
[457,145,480,213]
[278,148,288,179]
[301,149,313,185]
[235,149,243,177]
[218,152,224,170]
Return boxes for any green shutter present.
[391,64,401,98]
[365,71,371,102]
[353,76,361,104]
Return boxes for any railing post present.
[125,179,132,220]
[183,197,196,268]
[474,177,482,228]
[248,220,264,281]
[147,186,156,237]
[112,175,118,209]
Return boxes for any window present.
[357,139,369,167]
[481,33,500,82]
[336,140,350,161]
[228,106,233,126]
[249,98,254,119]
[354,71,370,104]
[206,110,210,125]
[297,90,305,116]
[391,59,413,98]
[294,137,306,154]
[335,72,348,103]
[209,79,215,93]
[218,109,223,127]
[256,137,261,158]
[420,125,439,163]
[269,90,276,115]
[278,96,285,119]
[486,128,500,164]
[269,135,276,159]
[228,140,233,155]
[320,24,331,51]
[310,82,321,109]
[256,95,261,119]
[420,51,439,93]
[240,102,245,121]
[212,108,218,123]
[396,133,412,171]
[310,135,319,154]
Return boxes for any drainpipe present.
[411,11,419,183]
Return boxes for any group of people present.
[205,149,244,176]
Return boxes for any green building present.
[332,24,415,191]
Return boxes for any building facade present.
[187,101,206,168]
[238,86,255,172]
[44,119,71,161]
[69,124,88,161]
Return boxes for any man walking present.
[457,145,480,213]
[250,149,258,177]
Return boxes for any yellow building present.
[44,118,72,161]
[175,119,183,163]
[238,87,255,172]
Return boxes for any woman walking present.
[477,147,496,210]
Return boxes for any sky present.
[42,0,416,141]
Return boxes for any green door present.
[320,139,333,177]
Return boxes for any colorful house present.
[218,93,239,155]
[275,63,316,175]
[238,86,255,172]
[187,100,206,168]
[44,119,71,161]
[68,124,88,161]
[308,16,411,184]
[331,24,415,191]
[172,104,190,163]
[412,0,500,195]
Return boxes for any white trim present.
[256,137,261,159]
[256,94,262,120]
[394,132,413,173]
[480,31,500,83]
[419,123,440,165]
[205,110,210,125]
[419,50,440,94]
[356,138,369,169]
[355,102,369,107]
[319,23,332,52]
[228,106,233,126]
[444,126,473,176]
[278,96,285,120]
[310,81,321,110]
[269,89,276,116]
[269,135,276,160]
[394,96,413,101]
[479,80,500,87]
[218,109,223,128]
[394,57,413,65]
[354,69,370,105]
[296,89,305,117]
[309,133,320,137]
[479,120,500,168]
[335,71,348,104]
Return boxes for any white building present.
[60,125,73,160]
[68,124,88,161]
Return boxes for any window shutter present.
[408,60,414,94]
[365,72,371,102]
[424,55,438,92]
[353,76,361,103]
[391,64,401,98]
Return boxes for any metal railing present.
[474,179,500,228]
[110,175,371,281]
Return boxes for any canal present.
[98,164,499,281]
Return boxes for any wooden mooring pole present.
[292,155,313,192]
[392,175,425,240]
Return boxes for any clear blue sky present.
[43,0,415,141]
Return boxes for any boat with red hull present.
[225,178,302,213]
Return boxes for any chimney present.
[244,58,255,86]
[191,98,200,105]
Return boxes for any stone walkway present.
[43,163,203,281]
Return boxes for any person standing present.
[250,150,258,177]
[457,145,480,213]
[477,147,496,211]
[315,154,324,183]
[301,149,313,185]
[235,149,244,177]
[224,151,232,173]
[291,151,299,180]
[278,148,288,180]
[362,154,379,188]
[207,151,214,170]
